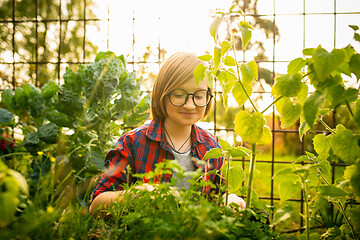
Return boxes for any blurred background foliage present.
[0,0,98,88]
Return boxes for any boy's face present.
[164,78,208,128]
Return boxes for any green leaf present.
[351,161,360,196]
[343,165,357,179]
[318,108,331,115]
[329,124,360,164]
[218,71,233,109]
[225,81,237,93]
[313,134,330,159]
[258,126,272,145]
[353,99,360,127]
[239,21,253,49]
[272,205,294,226]
[28,94,45,119]
[217,70,226,86]
[218,138,231,151]
[91,150,106,171]
[38,123,59,144]
[95,51,116,62]
[292,168,310,178]
[294,154,311,164]
[56,86,83,117]
[299,118,310,141]
[22,83,40,99]
[0,108,14,126]
[227,146,250,158]
[222,90,229,110]
[63,67,78,89]
[46,110,74,128]
[297,83,308,105]
[349,53,360,80]
[349,25,359,31]
[273,167,294,178]
[234,111,265,144]
[304,151,316,159]
[312,159,331,176]
[8,169,29,195]
[335,46,355,78]
[349,206,360,233]
[122,94,151,127]
[272,73,302,97]
[1,89,16,112]
[198,55,212,61]
[287,57,307,75]
[205,69,213,89]
[194,63,206,86]
[224,56,236,66]
[23,132,40,155]
[299,233,321,240]
[276,97,302,129]
[221,165,245,190]
[203,148,223,161]
[240,61,258,84]
[14,88,28,111]
[319,185,348,198]
[355,33,360,43]
[209,15,223,40]
[325,84,358,108]
[303,91,325,128]
[41,80,59,99]
[303,48,315,56]
[0,192,19,228]
[218,70,237,85]
[214,46,221,70]
[220,40,231,55]
[229,4,243,14]
[279,179,301,202]
[117,54,126,67]
[232,81,252,106]
[21,84,43,118]
[312,46,346,81]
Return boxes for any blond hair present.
[151,52,213,121]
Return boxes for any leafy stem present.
[316,116,335,134]
[246,143,256,208]
[302,70,314,79]
[225,157,230,206]
[301,178,311,240]
[223,68,258,112]
[312,159,356,239]
[345,100,354,118]
[226,18,258,113]
[261,96,283,114]
[0,152,30,159]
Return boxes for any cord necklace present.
[164,126,191,153]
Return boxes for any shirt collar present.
[146,120,163,142]
[146,120,206,145]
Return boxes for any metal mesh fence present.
[1,0,360,233]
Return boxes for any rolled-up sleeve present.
[90,134,134,202]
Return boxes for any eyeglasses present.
[166,89,213,107]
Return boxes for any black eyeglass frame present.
[166,89,213,107]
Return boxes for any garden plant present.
[0,3,360,240]
[194,4,360,240]
[0,51,150,238]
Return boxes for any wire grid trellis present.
[0,0,94,89]
[1,0,360,234]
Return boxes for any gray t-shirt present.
[171,147,196,190]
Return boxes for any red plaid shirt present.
[91,120,223,201]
